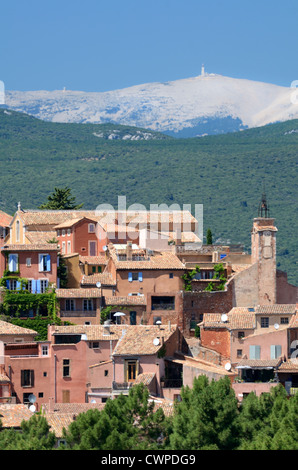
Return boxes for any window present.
[92,266,96,273]
[128,272,143,282]
[38,392,44,398]
[16,220,20,242]
[98,266,102,273]
[249,345,261,360]
[130,311,137,325]
[63,359,70,377]
[281,317,289,324]
[38,254,51,272]
[65,299,75,311]
[169,273,174,279]
[237,349,243,358]
[62,241,66,254]
[26,257,31,267]
[42,345,49,356]
[270,345,282,359]
[40,279,48,293]
[261,317,269,328]
[90,341,100,349]
[238,331,245,339]
[21,370,34,387]
[67,229,71,236]
[8,254,18,272]
[104,370,109,377]
[67,241,71,254]
[88,223,95,233]
[89,241,96,256]
[8,279,18,291]
[126,360,137,382]
[62,229,65,237]
[83,299,93,311]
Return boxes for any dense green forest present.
[0,379,297,450]
[0,108,297,284]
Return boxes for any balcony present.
[60,310,97,317]
[161,379,183,388]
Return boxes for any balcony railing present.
[151,304,175,311]
[60,310,97,317]
[112,382,133,391]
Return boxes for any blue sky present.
[1,0,297,91]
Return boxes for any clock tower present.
[251,190,277,304]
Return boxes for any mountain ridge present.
[5,73,298,137]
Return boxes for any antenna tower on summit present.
[201,64,205,77]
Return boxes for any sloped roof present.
[113,324,177,356]
[51,324,124,341]
[0,320,37,336]
[56,288,101,298]
[0,210,13,227]
[0,404,33,428]
[109,245,185,270]
[200,309,256,330]
[255,304,296,315]
[79,255,108,265]
[81,273,116,286]
[105,295,147,306]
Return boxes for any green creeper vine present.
[182,265,201,291]
[204,263,227,292]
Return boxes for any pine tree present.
[206,228,213,245]
[39,186,83,210]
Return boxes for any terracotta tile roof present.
[200,309,256,330]
[0,320,37,336]
[133,372,156,386]
[51,324,124,341]
[56,288,101,298]
[18,209,197,228]
[255,304,297,315]
[109,245,185,270]
[17,210,106,226]
[0,404,33,428]
[0,210,13,227]
[236,359,281,369]
[2,243,58,251]
[54,217,98,229]
[105,295,147,306]
[81,273,116,286]
[278,359,298,372]
[25,231,57,244]
[43,402,106,415]
[289,314,298,328]
[113,324,177,356]
[79,255,108,265]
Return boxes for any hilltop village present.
[0,195,297,440]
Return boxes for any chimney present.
[126,241,132,260]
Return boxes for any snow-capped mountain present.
[4,73,298,137]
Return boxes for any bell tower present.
[251,189,277,304]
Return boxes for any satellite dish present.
[28,394,36,403]
[90,399,96,404]
[155,320,162,325]
[96,282,101,288]
[29,405,36,412]
[224,362,232,371]
[153,338,160,346]
[274,323,280,330]
[221,314,228,323]
[114,312,126,316]
[81,334,88,341]
[103,245,108,251]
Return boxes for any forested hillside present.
[0,108,297,284]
